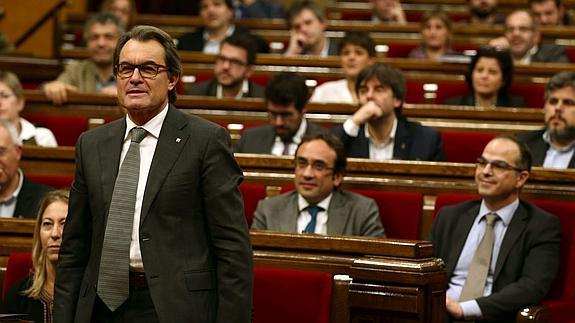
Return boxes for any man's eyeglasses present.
[215,55,247,68]
[476,156,525,172]
[115,63,169,79]
[295,158,334,173]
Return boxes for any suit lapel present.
[446,204,480,277]
[98,120,126,213]
[140,105,190,225]
[280,192,299,232]
[326,191,348,235]
[494,203,528,280]
[393,119,410,160]
[569,153,575,169]
[531,134,549,166]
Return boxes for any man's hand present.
[387,0,407,24]
[446,296,464,319]
[351,101,383,125]
[43,81,79,105]
[284,31,306,56]
[489,37,510,50]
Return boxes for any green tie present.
[97,127,147,311]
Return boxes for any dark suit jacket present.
[517,129,575,168]
[14,177,54,219]
[238,0,284,19]
[430,199,561,322]
[187,78,265,98]
[252,190,385,237]
[54,106,252,323]
[234,121,325,154]
[532,44,570,63]
[331,117,446,161]
[177,26,268,53]
[444,94,526,108]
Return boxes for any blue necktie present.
[303,205,322,233]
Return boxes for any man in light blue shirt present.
[518,71,575,169]
[430,135,561,322]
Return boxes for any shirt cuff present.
[460,300,483,320]
[343,118,360,137]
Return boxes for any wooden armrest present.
[516,305,550,323]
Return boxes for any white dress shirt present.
[271,119,308,156]
[121,103,168,270]
[297,193,332,234]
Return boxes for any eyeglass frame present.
[476,156,526,173]
[214,55,248,68]
[115,62,170,79]
[294,157,335,173]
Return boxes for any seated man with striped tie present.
[234,72,324,155]
[252,132,385,237]
[430,135,561,322]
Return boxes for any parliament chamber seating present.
[433,193,575,323]
[240,183,267,227]
[440,131,495,163]
[23,114,88,146]
[253,267,335,323]
[434,81,546,108]
[1,252,32,299]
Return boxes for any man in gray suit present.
[186,33,265,99]
[252,132,385,237]
[234,72,324,155]
[518,71,575,168]
[54,26,252,323]
[489,9,569,64]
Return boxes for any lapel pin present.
[176,138,181,143]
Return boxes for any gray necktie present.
[97,127,147,311]
[459,212,500,302]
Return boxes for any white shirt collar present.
[517,45,539,65]
[542,130,575,152]
[297,191,333,212]
[124,102,169,141]
[216,79,250,99]
[19,118,36,142]
[1,169,24,204]
[364,117,398,143]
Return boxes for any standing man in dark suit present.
[253,132,385,237]
[234,72,324,155]
[518,71,575,168]
[332,64,445,161]
[187,33,265,99]
[177,0,267,54]
[430,135,561,322]
[0,120,53,218]
[54,26,252,323]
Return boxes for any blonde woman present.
[1,190,69,323]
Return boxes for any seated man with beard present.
[518,72,575,168]
[463,0,505,24]
[234,72,325,155]
[187,33,264,98]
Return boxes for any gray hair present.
[545,72,575,101]
[84,12,126,40]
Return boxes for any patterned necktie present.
[303,205,323,233]
[97,127,147,311]
[459,212,500,302]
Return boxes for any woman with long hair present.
[1,190,69,323]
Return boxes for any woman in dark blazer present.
[445,46,525,108]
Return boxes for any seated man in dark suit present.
[252,132,385,237]
[284,0,340,57]
[234,72,324,155]
[518,71,575,168]
[177,0,268,54]
[187,34,264,98]
[332,64,445,161]
[489,10,569,64]
[0,120,53,218]
[430,135,561,322]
